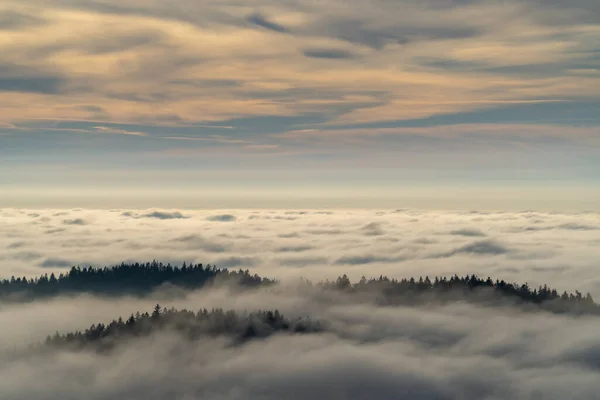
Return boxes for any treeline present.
[318,274,599,314]
[44,305,322,352]
[0,261,273,300]
[1,261,598,314]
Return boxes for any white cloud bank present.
[1,208,600,398]
[1,284,600,399]
[1,208,599,297]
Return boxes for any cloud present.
[143,211,187,219]
[303,49,356,59]
[62,218,87,225]
[361,222,385,236]
[449,228,486,237]
[306,229,344,235]
[0,0,598,129]
[44,228,66,234]
[334,254,407,265]
[0,63,65,96]
[276,245,314,252]
[39,257,74,268]
[279,232,301,238]
[278,256,329,267]
[206,214,237,222]
[171,235,230,253]
[1,208,600,299]
[124,211,189,219]
[161,135,249,144]
[213,256,258,268]
[0,76,64,94]
[92,126,147,137]
[247,13,289,33]
[3,284,600,399]
[0,10,44,30]
[7,251,43,261]
[558,223,598,231]
[277,124,600,144]
[244,144,280,150]
[449,240,511,256]
[6,241,27,249]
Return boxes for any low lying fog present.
[1,208,599,296]
[1,208,600,399]
[1,284,600,399]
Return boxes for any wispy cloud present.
[161,135,250,144]
[92,126,147,137]
[244,144,280,150]
[277,124,600,143]
[0,0,596,128]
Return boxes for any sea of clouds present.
[1,208,599,296]
[2,284,600,399]
[1,208,600,399]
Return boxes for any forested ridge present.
[0,261,272,300]
[43,305,323,352]
[1,261,598,314]
[319,273,599,314]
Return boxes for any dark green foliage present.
[1,261,598,315]
[0,261,274,301]
[43,305,323,352]
[319,273,599,315]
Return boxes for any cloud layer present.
[2,283,600,399]
[1,0,598,199]
[0,0,598,129]
[2,208,600,398]
[1,208,599,297]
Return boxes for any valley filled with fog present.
[0,209,599,399]
[2,208,599,296]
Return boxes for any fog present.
[1,208,599,296]
[2,283,600,399]
[2,208,600,399]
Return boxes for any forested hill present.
[321,273,599,314]
[0,261,272,300]
[43,305,323,353]
[1,261,598,315]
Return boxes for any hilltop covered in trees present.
[43,305,322,353]
[317,273,599,314]
[0,261,272,301]
[36,273,600,354]
[1,261,598,315]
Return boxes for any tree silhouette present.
[0,261,274,301]
[43,306,323,352]
[1,261,598,315]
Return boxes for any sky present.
[1,0,599,209]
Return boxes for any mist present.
[2,208,599,296]
[2,283,600,399]
[2,208,600,399]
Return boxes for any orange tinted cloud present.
[0,0,598,127]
